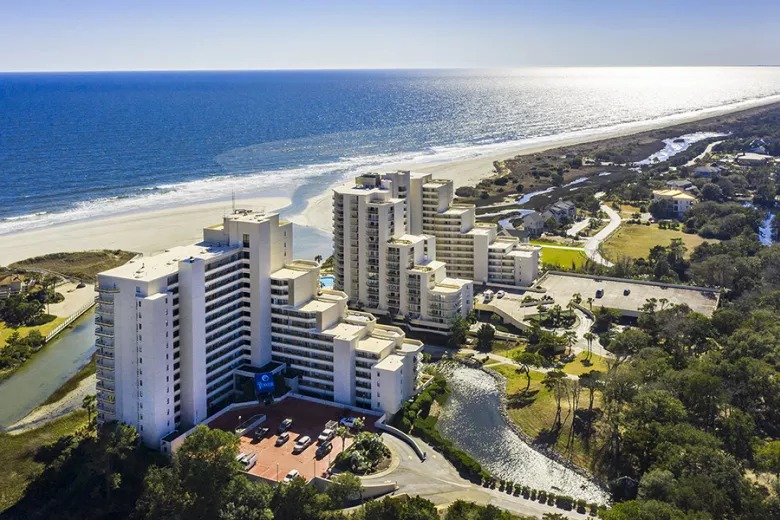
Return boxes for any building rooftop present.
[374,354,404,372]
[100,243,238,282]
[653,189,696,200]
[321,321,366,340]
[410,260,446,273]
[397,340,424,354]
[298,298,337,313]
[225,210,279,225]
[356,335,394,354]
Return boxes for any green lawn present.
[561,352,610,376]
[0,411,88,512]
[491,364,604,471]
[539,247,588,269]
[0,317,66,349]
[603,224,716,262]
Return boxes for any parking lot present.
[209,397,379,482]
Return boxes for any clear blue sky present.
[2,0,778,71]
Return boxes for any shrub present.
[538,490,547,503]
[576,499,588,514]
[556,495,574,510]
[547,492,556,506]
[530,489,537,500]
[589,503,599,516]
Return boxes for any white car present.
[496,290,506,299]
[293,436,312,453]
[317,429,334,444]
[283,469,300,483]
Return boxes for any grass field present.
[561,352,610,376]
[491,364,604,470]
[539,247,588,269]
[8,250,135,282]
[0,411,88,512]
[602,223,716,262]
[0,317,65,350]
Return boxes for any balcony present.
[98,286,120,293]
[95,327,114,338]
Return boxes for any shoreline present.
[292,95,780,235]
[2,95,780,266]
[0,196,290,266]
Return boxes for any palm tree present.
[335,425,350,453]
[572,292,582,305]
[82,394,97,425]
[352,417,365,433]
[315,255,323,264]
[563,330,577,356]
[583,332,596,360]
[586,297,594,311]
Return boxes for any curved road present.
[583,205,621,267]
[365,434,588,519]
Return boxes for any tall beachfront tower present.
[95,211,291,447]
[96,210,425,450]
[333,173,474,335]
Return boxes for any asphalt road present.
[583,204,621,267]
[364,434,589,519]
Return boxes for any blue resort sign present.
[255,372,275,394]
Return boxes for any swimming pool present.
[319,275,334,289]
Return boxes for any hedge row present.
[480,479,602,516]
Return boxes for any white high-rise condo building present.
[332,171,541,332]
[333,173,474,335]
[96,210,423,449]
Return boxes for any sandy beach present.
[291,95,780,235]
[2,94,780,266]
[0,196,290,266]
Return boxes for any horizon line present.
[2,64,779,74]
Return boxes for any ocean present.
[3,67,780,236]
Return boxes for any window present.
[243,234,250,247]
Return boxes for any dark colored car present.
[316,441,333,459]
[253,427,270,442]
[277,418,293,434]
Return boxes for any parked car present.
[253,427,270,442]
[275,431,290,446]
[596,288,604,298]
[339,417,359,429]
[277,418,293,434]
[496,290,506,299]
[283,469,300,484]
[293,436,312,453]
[242,453,257,471]
[316,440,333,459]
[623,288,631,296]
[317,428,334,444]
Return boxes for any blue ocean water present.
[2,67,780,234]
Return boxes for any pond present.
[435,362,608,503]
[0,311,96,429]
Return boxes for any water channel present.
[435,362,609,503]
[0,311,96,429]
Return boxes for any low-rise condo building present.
[269,259,423,411]
[652,189,696,217]
[96,210,423,449]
